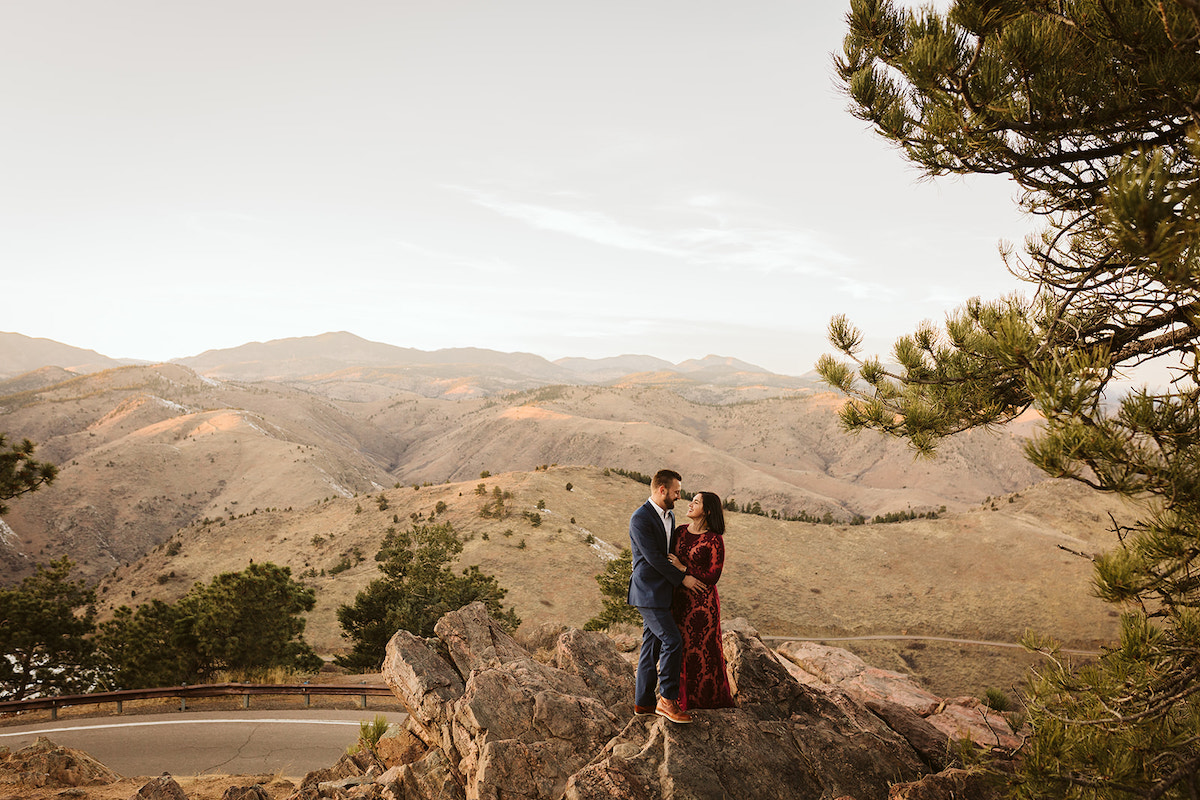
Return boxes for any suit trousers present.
[635,605,682,706]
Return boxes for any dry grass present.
[90,465,1132,698]
[0,351,1138,795]
[0,772,300,800]
[0,362,1138,699]
[2,364,1042,588]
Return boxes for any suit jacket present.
[627,500,686,608]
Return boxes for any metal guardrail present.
[0,683,397,720]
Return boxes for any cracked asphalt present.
[0,709,408,779]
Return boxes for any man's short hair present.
[651,469,682,490]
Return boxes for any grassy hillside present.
[94,466,1131,697]
[2,363,1042,584]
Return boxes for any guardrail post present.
[180,697,186,712]
[304,693,311,708]
[116,700,123,714]
[242,694,250,709]
[51,703,58,721]
[359,694,367,709]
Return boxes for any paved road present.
[0,709,408,778]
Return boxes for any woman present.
[667,491,735,711]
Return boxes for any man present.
[627,468,703,724]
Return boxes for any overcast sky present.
[2,0,1034,376]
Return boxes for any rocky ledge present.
[1,603,1021,800]
[304,602,1017,800]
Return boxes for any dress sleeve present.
[689,535,725,586]
[671,524,688,556]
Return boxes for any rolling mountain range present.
[0,330,1044,586]
[0,330,814,398]
[0,330,1132,695]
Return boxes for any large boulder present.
[776,642,942,714]
[0,736,120,789]
[382,629,467,751]
[380,748,465,800]
[438,604,622,800]
[553,628,637,715]
[132,774,189,800]
[776,641,1025,751]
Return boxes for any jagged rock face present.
[552,629,637,715]
[0,735,120,789]
[132,774,189,800]
[379,602,932,800]
[568,629,928,800]
[222,786,272,800]
[384,603,623,800]
[776,641,1025,752]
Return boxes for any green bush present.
[335,523,520,672]
[349,715,391,756]
[584,549,640,630]
[982,687,1012,712]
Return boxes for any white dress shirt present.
[650,496,675,551]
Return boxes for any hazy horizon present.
[4,1,1030,377]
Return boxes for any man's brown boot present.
[655,697,693,724]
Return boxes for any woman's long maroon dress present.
[672,524,736,711]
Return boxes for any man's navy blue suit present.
[627,499,687,707]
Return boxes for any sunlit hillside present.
[2,340,1043,584]
[0,332,1130,695]
[94,465,1131,697]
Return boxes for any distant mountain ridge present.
[0,331,810,396]
[553,354,676,380]
[173,331,794,391]
[0,332,143,378]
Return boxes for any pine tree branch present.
[1147,751,1200,800]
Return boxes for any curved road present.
[0,634,1094,779]
[0,709,408,778]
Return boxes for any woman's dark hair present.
[698,491,725,536]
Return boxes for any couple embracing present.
[627,468,735,724]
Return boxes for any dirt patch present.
[0,770,300,800]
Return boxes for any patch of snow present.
[0,518,16,547]
[594,544,619,561]
[199,374,221,387]
[241,415,270,436]
[239,412,290,441]
[148,395,190,414]
[315,467,354,498]
[577,526,620,559]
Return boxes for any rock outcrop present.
[0,735,120,790]
[0,623,1020,800]
[776,641,1024,752]
[132,774,190,800]
[222,786,273,800]
[354,602,975,800]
